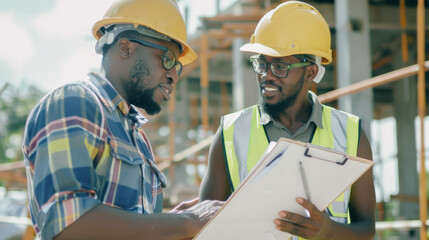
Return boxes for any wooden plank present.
[390,194,429,203]
[200,32,209,132]
[168,92,176,181]
[416,1,427,239]
[201,14,263,22]
[222,22,257,31]
[0,215,32,226]
[0,161,25,172]
[158,135,214,171]
[376,219,429,231]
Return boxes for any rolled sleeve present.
[23,84,106,238]
[38,194,100,240]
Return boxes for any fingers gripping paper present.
[194,138,373,240]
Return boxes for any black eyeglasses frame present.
[128,38,183,76]
[249,55,313,78]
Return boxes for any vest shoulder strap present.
[222,105,269,190]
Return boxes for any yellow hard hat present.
[92,0,197,65]
[240,1,332,64]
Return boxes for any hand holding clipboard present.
[194,138,374,240]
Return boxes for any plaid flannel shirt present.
[22,72,166,239]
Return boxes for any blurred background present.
[0,0,428,239]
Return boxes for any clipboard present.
[194,138,374,240]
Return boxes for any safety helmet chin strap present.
[313,56,325,84]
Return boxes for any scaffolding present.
[0,0,427,239]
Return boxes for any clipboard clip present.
[304,145,348,165]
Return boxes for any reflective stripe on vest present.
[222,105,360,228]
[222,105,269,191]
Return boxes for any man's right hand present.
[170,198,224,238]
[171,198,224,222]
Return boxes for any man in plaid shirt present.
[22,0,223,239]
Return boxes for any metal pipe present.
[318,61,429,103]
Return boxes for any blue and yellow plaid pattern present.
[22,72,166,239]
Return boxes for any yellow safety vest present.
[222,104,360,233]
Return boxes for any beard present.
[124,55,161,115]
[258,73,304,119]
[135,87,161,115]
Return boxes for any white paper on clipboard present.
[194,138,373,240]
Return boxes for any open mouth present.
[160,85,172,101]
[260,82,280,96]
[161,86,170,95]
[263,86,278,92]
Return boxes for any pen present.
[299,161,311,217]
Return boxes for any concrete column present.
[335,0,373,137]
[393,45,419,239]
[394,78,419,240]
[232,38,258,111]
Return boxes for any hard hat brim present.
[93,19,197,65]
[240,43,332,65]
[178,45,197,66]
[240,43,285,58]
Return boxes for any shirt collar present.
[259,91,324,129]
[87,72,149,127]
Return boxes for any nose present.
[167,67,179,84]
[261,65,276,80]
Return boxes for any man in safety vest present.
[22,0,223,239]
[199,1,375,239]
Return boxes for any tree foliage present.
[0,83,45,163]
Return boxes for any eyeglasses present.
[128,38,183,76]
[249,55,313,78]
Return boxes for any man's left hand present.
[273,197,334,239]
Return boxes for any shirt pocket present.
[109,136,143,165]
[104,136,143,209]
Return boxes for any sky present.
[1,0,114,91]
[0,0,234,92]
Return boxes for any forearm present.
[199,127,231,201]
[327,220,375,240]
[55,204,198,240]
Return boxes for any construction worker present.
[199,1,375,239]
[22,0,223,239]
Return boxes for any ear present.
[305,64,318,83]
[117,38,132,59]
